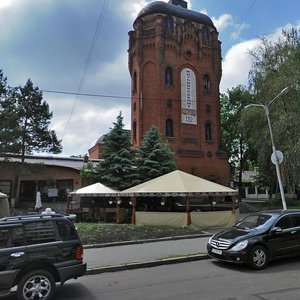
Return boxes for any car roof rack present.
[0,213,64,222]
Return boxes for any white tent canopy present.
[120,170,237,197]
[73,182,118,197]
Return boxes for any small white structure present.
[239,171,269,200]
[0,192,10,217]
[73,182,118,196]
[35,191,42,211]
[42,207,56,215]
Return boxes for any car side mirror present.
[271,227,283,234]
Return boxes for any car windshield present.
[236,213,275,230]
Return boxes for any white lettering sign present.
[181,68,197,124]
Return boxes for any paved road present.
[52,256,300,300]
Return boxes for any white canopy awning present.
[120,170,237,197]
[73,182,118,197]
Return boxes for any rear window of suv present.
[25,221,56,244]
[0,217,78,247]
[56,220,78,241]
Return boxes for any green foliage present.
[80,161,96,179]
[0,71,19,155]
[81,121,177,189]
[220,85,255,168]
[137,125,176,182]
[76,223,204,244]
[220,86,256,199]
[94,112,138,190]
[246,28,300,194]
[0,75,62,160]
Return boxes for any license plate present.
[212,248,222,255]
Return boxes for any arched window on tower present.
[165,67,173,86]
[133,71,137,93]
[205,122,212,141]
[203,26,210,44]
[166,118,174,138]
[204,74,211,94]
[165,16,173,30]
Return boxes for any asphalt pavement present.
[83,228,221,275]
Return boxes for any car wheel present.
[248,245,268,270]
[17,269,55,300]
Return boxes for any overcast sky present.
[1,0,299,157]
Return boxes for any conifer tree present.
[0,77,62,161]
[137,125,176,183]
[95,112,138,190]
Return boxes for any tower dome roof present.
[135,1,215,29]
[95,134,107,145]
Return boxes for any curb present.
[85,253,209,275]
[83,233,213,249]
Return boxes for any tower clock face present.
[181,68,197,125]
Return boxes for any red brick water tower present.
[128,0,230,185]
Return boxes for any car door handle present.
[11,252,25,257]
[291,231,297,234]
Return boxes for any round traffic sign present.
[271,150,283,165]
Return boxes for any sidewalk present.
[82,214,250,275]
[83,230,218,275]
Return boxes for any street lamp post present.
[245,87,288,210]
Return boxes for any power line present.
[224,0,257,51]
[41,88,210,104]
[62,0,109,139]
[41,89,130,99]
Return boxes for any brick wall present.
[128,5,231,185]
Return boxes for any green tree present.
[137,125,176,182]
[246,28,300,194]
[1,78,62,160]
[15,79,62,161]
[0,76,62,201]
[220,85,256,200]
[0,71,19,155]
[94,112,138,190]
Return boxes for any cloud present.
[49,96,131,156]
[230,23,250,40]
[267,22,300,42]
[87,52,130,94]
[220,39,260,93]
[212,14,233,32]
[220,20,300,93]
[211,13,249,41]
[0,0,11,10]
[119,0,148,20]
[199,6,250,41]
[199,8,233,32]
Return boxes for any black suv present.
[207,210,300,269]
[0,212,86,300]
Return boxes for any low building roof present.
[0,154,101,171]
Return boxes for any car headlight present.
[231,240,248,251]
[208,235,214,245]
